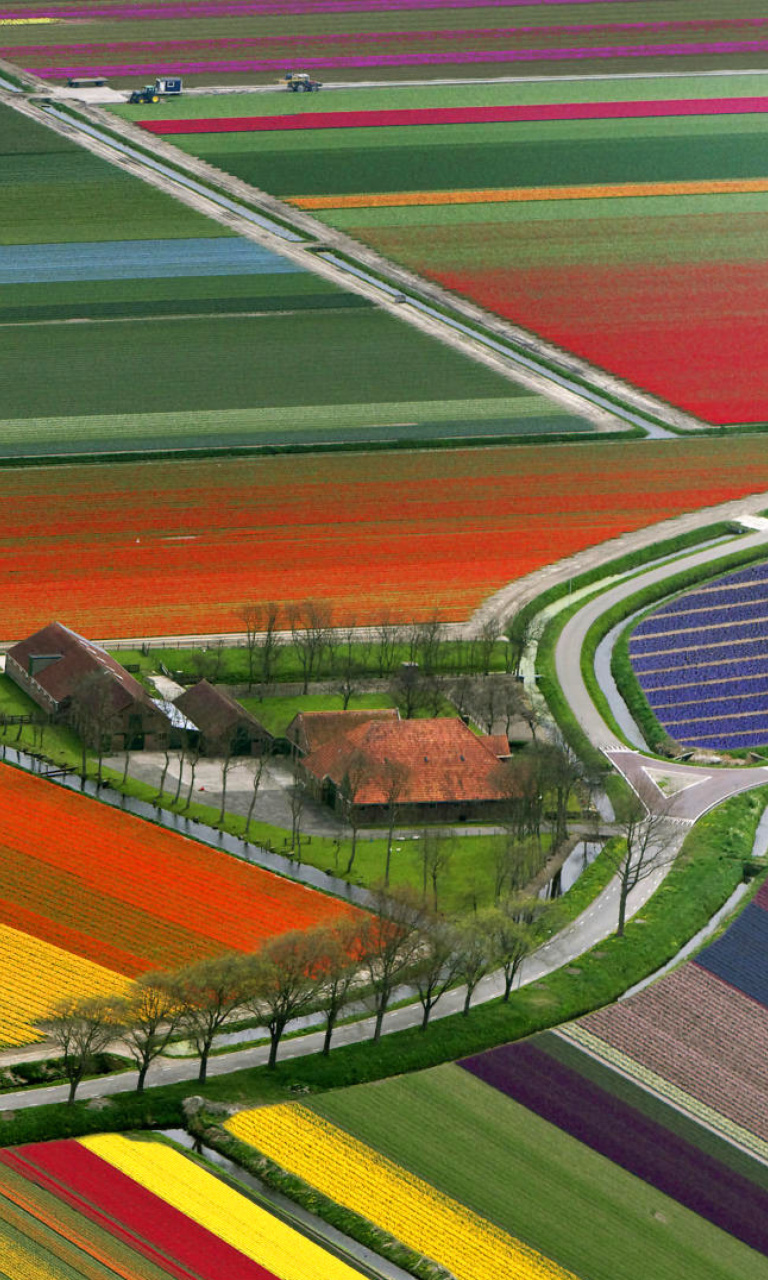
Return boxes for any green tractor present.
[129,76,183,105]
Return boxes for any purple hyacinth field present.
[629,561,768,749]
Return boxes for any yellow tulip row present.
[0,923,130,1047]
[226,1104,576,1280]
[79,1134,366,1280]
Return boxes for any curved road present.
[555,525,768,821]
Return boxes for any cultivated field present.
[3,99,552,455]
[0,764,359,1044]
[630,560,768,749]
[135,73,768,424]
[0,1133,366,1278]
[7,0,768,87]
[3,438,768,638]
[226,1065,767,1279]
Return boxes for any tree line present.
[42,884,542,1105]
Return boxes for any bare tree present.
[288,599,332,693]
[288,760,307,861]
[603,795,678,937]
[340,750,369,875]
[455,911,498,1015]
[183,740,201,811]
[217,747,234,825]
[504,610,543,677]
[474,617,502,675]
[531,736,585,851]
[335,624,361,710]
[171,952,248,1083]
[489,900,537,1001]
[313,918,363,1055]
[156,749,172,806]
[40,996,116,1104]
[415,611,444,675]
[244,930,324,1069]
[413,828,454,912]
[113,972,179,1093]
[413,915,462,1030]
[245,744,274,839]
[491,835,542,902]
[381,759,408,886]
[375,615,402,678]
[238,601,282,695]
[360,885,426,1042]
[71,670,115,785]
[390,663,426,720]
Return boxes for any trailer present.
[129,76,183,104]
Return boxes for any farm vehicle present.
[283,72,323,92]
[129,76,183,104]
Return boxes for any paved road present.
[0,851,669,1111]
[555,526,768,820]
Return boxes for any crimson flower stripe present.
[2,1142,281,1280]
[138,95,768,135]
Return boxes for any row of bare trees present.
[233,602,541,698]
[42,887,540,1104]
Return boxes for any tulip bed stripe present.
[226,1102,576,1280]
[1,1142,283,1280]
[0,763,359,1044]
[630,560,768,747]
[459,1039,768,1255]
[78,1134,367,1280]
[289,177,768,210]
[0,238,302,286]
[139,97,768,136]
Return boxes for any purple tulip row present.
[696,904,768,1008]
[459,1039,768,1255]
[649,692,768,721]
[632,643,768,676]
[675,724,768,748]
[27,38,768,79]
[633,597,768,640]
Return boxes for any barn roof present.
[6,622,155,713]
[302,716,513,806]
[174,680,267,738]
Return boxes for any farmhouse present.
[6,622,170,750]
[297,711,514,824]
[174,679,272,756]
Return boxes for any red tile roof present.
[303,716,513,806]
[287,708,399,754]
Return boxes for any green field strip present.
[310,1066,767,1280]
[0,295,368,323]
[537,1031,768,1196]
[340,210,768,271]
[318,188,768,230]
[111,72,768,125]
[0,310,526,419]
[0,102,227,244]
[0,395,587,455]
[0,272,359,316]
[179,132,768,199]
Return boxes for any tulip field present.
[226,1067,768,1279]
[0,763,359,1044]
[453,876,768,1264]
[140,70,768,424]
[630,561,768,749]
[4,98,553,456]
[0,1133,365,1278]
[2,436,768,639]
[7,0,768,87]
